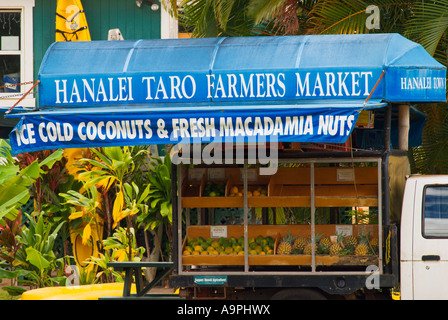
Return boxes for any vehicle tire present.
[270,288,327,300]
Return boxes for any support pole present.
[311,162,316,273]
[171,162,179,274]
[384,104,392,152]
[243,162,249,273]
[398,104,410,151]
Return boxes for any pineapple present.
[370,237,379,248]
[329,233,345,255]
[343,234,358,249]
[303,233,323,255]
[354,243,369,255]
[355,232,371,255]
[277,231,295,255]
[277,241,292,255]
[318,236,332,254]
[370,237,379,254]
[293,236,308,254]
[303,242,317,255]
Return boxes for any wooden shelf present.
[182,253,378,266]
[181,166,379,208]
[181,225,379,267]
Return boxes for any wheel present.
[270,288,327,300]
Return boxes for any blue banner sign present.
[39,66,447,109]
[9,104,379,154]
[40,69,389,107]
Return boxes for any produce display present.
[202,182,268,197]
[203,182,226,197]
[183,231,378,257]
[228,186,268,197]
[277,231,378,256]
[183,235,275,256]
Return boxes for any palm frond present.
[160,0,180,19]
[411,104,448,174]
[406,0,448,56]
[247,0,287,24]
[310,0,412,35]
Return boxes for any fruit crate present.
[181,168,206,197]
[272,224,380,266]
[268,166,379,207]
[181,166,379,209]
[181,224,379,267]
[181,167,270,208]
[182,225,279,266]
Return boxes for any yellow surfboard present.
[56,0,91,41]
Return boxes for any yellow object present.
[70,221,103,271]
[355,111,374,128]
[56,0,91,41]
[21,283,136,300]
[391,289,401,300]
[63,148,84,177]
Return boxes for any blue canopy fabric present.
[6,34,446,154]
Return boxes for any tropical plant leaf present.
[0,190,29,220]
[112,189,124,228]
[0,268,30,279]
[1,286,28,296]
[82,223,91,245]
[38,149,64,173]
[25,247,50,270]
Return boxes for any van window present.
[423,186,448,238]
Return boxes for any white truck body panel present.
[401,175,448,300]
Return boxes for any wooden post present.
[398,104,410,151]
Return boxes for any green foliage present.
[0,141,65,223]
[309,0,412,35]
[102,227,145,262]
[405,0,448,66]
[410,104,448,174]
[60,186,103,245]
[78,146,149,228]
[0,215,22,273]
[176,0,264,37]
[86,250,124,284]
[86,227,146,283]
[137,155,172,231]
[0,140,37,220]
[14,212,66,288]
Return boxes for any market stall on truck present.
[6,34,446,299]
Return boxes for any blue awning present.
[6,34,446,154]
[35,33,446,108]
